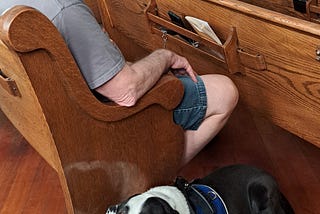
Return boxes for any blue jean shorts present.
[173,75,207,130]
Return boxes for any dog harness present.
[175,177,229,214]
[187,184,229,214]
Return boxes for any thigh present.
[173,75,207,130]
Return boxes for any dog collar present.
[186,184,229,214]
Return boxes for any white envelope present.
[185,16,222,45]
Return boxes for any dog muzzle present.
[106,205,117,214]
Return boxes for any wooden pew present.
[0,5,184,214]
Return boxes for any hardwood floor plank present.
[252,114,320,214]
[180,102,276,178]
[0,141,42,214]
[298,140,320,184]
[22,161,66,214]
[0,114,27,211]
[0,154,22,208]
[222,105,275,171]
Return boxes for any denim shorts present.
[173,75,207,130]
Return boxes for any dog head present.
[106,186,190,214]
[247,177,294,214]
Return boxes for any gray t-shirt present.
[0,0,125,89]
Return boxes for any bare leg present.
[181,74,239,165]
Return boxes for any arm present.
[53,3,196,107]
[96,49,197,107]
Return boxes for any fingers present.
[185,64,198,82]
[171,54,198,82]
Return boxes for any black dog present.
[106,164,294,214]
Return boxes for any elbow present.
[114,90,139,107]
[96,83,140,107]
[95,64,143,107]
[112,75,145,107]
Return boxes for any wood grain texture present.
[157,0,320,146]
[236,0,308,19]
[0,111,67,214]
[1,101,320,213]
[0,5,185,214]
[100,0,320,146]
[180,101,320,214]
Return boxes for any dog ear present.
[248,182,270,213]
[248,181,295,214]
[140,197,179,214]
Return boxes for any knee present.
[202,74,239,116]
[220,75,239,113]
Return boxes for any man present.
[0,0,238,165]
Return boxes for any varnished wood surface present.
[158,0,320,146]
[102,0,320,146]
[0,6,185,213]
[1,100,320,213]
[0,110,66,213]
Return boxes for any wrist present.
[153,49,174,70]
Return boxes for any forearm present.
[96,49,174,106]
[129,49,174,100]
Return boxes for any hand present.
[169,52,198,82]
[171,68,198,82]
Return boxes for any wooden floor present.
[1,101,320,214]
